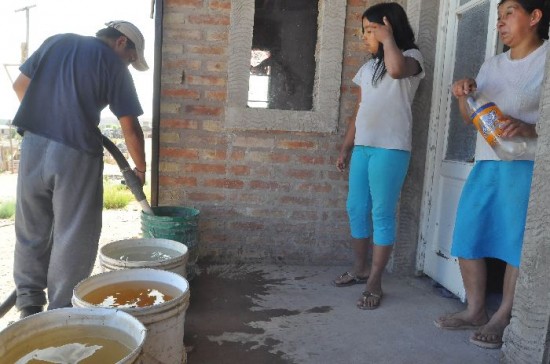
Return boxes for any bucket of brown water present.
[0,307,146,363]
[99,238,189,278]
[72,268,190,364]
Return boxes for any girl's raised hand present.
[372,16,394,44]
[452,78,476,98]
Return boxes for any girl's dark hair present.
[362,2,418,85]
[96,27,136,49]
[498,0,550,40]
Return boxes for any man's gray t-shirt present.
[13,33,143,156]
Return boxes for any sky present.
[0,0,155,121]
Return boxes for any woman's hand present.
[336,150,351,172]
[452,78,477,98]
[499,116,538,139]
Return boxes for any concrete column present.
[390,0,440,275]
[502,39,550,364]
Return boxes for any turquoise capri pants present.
[346,146,411,246]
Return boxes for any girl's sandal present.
[357,291,383,310]
[332,272,368,287]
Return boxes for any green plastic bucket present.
[141,206,200,279]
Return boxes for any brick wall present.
[158,0,410,264]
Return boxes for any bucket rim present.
[73,268,190,314]
[99,238,188,266]
[0,307,147,362]
[141,205,200,218]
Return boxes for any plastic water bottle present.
[466,92,527,160]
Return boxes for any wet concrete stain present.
[305,306,332,314]
[184,265,298,363]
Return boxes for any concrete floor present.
[184,264,501,364]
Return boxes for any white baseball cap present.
[105,20,149,71]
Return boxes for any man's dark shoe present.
[19,305,43,319]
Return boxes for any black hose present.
[0,135,152,319]
[0,291,16,319]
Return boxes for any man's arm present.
[119,115,146,184]
[13,73,31,101]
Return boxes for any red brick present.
[298,155,325,165]
[230,150,245,160]
[163,60,201,70]
[279,196,314,206]
[185,105,223,116]
[188,15,230,26]
[204,90,227,102]
[251,166,271,178]
[188,45,226,55]
[204,179,244,189]
[234,136,274,148]
[160,148,199,159]
[200,232,228,242]
[209,0,231,10]
[186,75,226,86]
[230,165,250,176]
[159,176,197,187]
[206,31,228,42]
[202,120,223,132]
[164,29,203,41]
[166,0,203,6]
[270,153,291,163]
[327,170,347,180]
[227,193,265,204]
[184,163,226,174]
[181,134,228,148]
[160,119,199,129]
[188,192,225,202]
[286,169,315,180]
[297,183,332,193]
[202,149,227,160]
[205,61,226,72]
[250,180,281,190]
[290,211,319,220]
[277,140,317,150]
[162,89,200,99]
[230,222,265,231]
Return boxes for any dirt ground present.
[0,171,143,329]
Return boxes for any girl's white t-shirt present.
[353,48,425,152]
[475,41,548,161]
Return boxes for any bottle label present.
[470,102,504,147]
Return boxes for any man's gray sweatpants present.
[14,132,103,310]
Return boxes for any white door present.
[417,0,499,301]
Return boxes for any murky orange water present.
[4,325,132,363]
[83,281,175,308]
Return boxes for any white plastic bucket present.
[72,268,190,364]
[99,238,189,278]
[0,307,146,363]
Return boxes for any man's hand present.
[133,167,146,186]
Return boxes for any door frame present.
[416,0,500,296]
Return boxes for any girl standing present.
[333,2,424,310]
[435,0,549,349]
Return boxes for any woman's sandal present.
[332,272,368,287]
[357,290,383,310]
